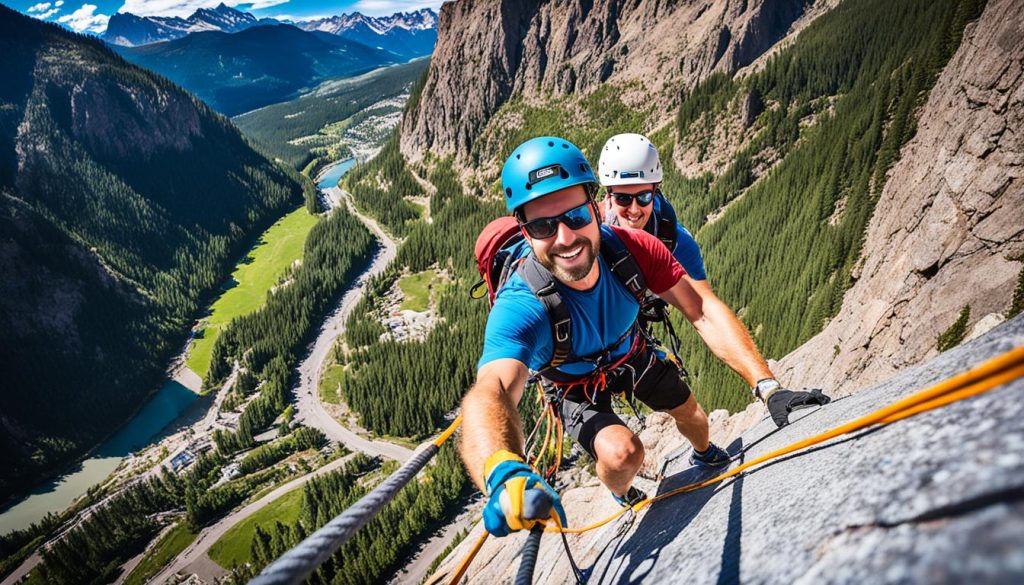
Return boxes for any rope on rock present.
[444,345,1024,582]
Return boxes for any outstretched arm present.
[658,275,774,387]
[459,358,530,490]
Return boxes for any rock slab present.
[432,315,1024,584]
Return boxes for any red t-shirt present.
[609,225,686,293]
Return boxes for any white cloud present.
[352,0,443,16]
[118,0,288,19]
[26,1,60,19]
[57,4,109,33]
[245,0,289,9]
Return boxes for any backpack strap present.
[519,229,648,378]
[519,254,573,369]
[652,191,678,252]
[599,226,647,305]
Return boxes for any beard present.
[537,234,599,282]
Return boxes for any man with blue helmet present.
[460,136,830,537]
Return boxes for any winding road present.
[150,184,410,583]
[291,186,412,463]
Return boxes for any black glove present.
[766,388,831,428]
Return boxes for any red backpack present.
[471,216,525,305]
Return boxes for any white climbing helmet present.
[597,133,663,186]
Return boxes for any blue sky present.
[10,0,444,33]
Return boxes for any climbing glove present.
[766,388,832,428]
[482,450,567,537]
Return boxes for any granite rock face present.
[776,0,1024,396]
[429,315,1024,584]
[400,0,832,163]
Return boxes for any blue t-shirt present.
[673,225,707,281]
[478,225,687,375]
[477,253,639,375]
[649,195,706,281]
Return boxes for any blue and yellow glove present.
[482,450,567,537]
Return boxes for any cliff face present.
[400,0,831,162]
[777,0,1024,394]
[416,0,1023,581]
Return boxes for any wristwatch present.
[752,378,782,402]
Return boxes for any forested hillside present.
[334,0,987,444]
[233,58,429,173]
[0,6,304,504]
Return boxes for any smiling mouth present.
[623,210,644,223]
[554,244,584,260]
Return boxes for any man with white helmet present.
[598,132,822,428]
[599,133,707,280]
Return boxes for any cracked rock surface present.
[431,315,1024,584]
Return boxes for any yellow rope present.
[553,346,1024,533]
[441,346,1024,581]
[433,414,463,447]
[445,530,489,585]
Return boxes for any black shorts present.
[553,347,691,459]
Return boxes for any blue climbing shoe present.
[689,443,731,469]
[611,485,647,507]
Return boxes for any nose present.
[554,219,577,247]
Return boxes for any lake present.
[0,379,197,535]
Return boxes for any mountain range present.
[112,23,397,116]
[102,3,276,46]
[102,3,438,60]
[296,8,438,59]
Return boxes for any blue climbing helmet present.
[501,136,598,212]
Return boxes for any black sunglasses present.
[519,201,595,239]
[610,189,655,207]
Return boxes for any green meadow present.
[208,488,304,569]
[123,523,198,585]
[397,269,436,312]
[187,207,318,377]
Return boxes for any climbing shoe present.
[611,485,647,507]
[689,443,730,469]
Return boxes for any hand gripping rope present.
[442,346,1024,583]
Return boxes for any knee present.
[670,394,706,423]
[595,434,645,473]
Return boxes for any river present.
[317,157,356,190]
[0,159,361,538]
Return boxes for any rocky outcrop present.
[776,0,1024,395]
[428,315,1024,584]
[400,0,831,163]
